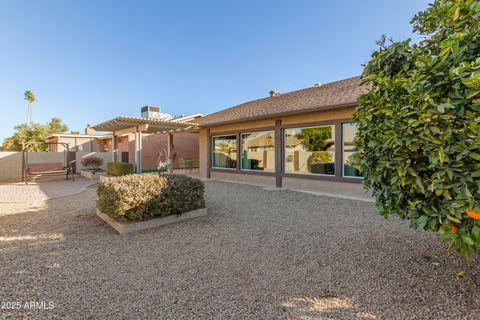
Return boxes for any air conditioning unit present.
[140,106,173,120]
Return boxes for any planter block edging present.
[80,170,107,180]
[96,207,207,235]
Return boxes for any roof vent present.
[269,90,280,97]
[314,82,322,87]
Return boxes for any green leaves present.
[354,0,480,261]
[1,118,70,151]
[439,146,445,164]
[469,153,480,161]
[97,174,206,221]
[437,103,453,113]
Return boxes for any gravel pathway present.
[0,180,479,319]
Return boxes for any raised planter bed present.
[96,207,207,235]
[80,169,107,180]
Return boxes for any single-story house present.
[194,76,369,188]
[92,76,367,189]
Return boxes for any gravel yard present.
[1,180,479,319]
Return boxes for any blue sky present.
[0,0,429,140]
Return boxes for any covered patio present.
[92,116,200,173]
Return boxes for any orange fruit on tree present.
[450,224,458,233]
[466,209,480,220]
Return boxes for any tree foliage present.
[297,127,333,151]
[24,90,36,124]
[354,0,480,260]
[2,118,70,152]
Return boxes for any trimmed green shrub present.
[353,0,480,260]
[106,162,134,176]
[97,174,205,221]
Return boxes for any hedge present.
[107,162,134,176]
[97,174,205,221]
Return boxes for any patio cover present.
[92,116,201,173]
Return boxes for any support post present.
[206,129,211,179]
[138,130,142,173]
[134,128,142,174]
[275,119,282,188]
[112,131,118,162]
[335,122,342,179]
[167,133,174,173]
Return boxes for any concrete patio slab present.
[0,177,98,203]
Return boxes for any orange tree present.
[353,0,480,260]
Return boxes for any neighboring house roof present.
[196,76,369,127]
[47,133,106,139]
[172,113,204,123]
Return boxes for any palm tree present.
[24,90,36,125]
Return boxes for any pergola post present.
[112,131,117,162]
[134,127,143,173]
[167,133,174,173]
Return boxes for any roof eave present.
[197,102,358,128]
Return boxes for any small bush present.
[97,174,205,221]
[81,155,104,171]
[107,162,134,176]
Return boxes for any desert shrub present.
[106,162,134,176]
[353,0,480,260]
[81,155,104,171]
[97,174,205,221]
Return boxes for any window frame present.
[240,130,276,172]
[283,124,336,177]
[211,134,238,170]
[341,122,363,179]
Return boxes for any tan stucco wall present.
[282,176,365,198]
[76,152,113,172]
[198,107,355,178]
[0,152,22,181]
[281,107,354,125]
[199,129,208,177]
[210,119,275,134]
[0,152,65,182]
[141,133,199,171]
[0,151,115,182]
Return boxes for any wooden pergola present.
[93,116,200,173]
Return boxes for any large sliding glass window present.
[285,125,335,175]
[342,123,362,178]
[212,135,237,169]
[241,131,275,172]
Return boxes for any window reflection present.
[285,125,335,175]
[241,131,275,172]
[212,135,237,169]
[342,123,362,177]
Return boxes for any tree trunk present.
[27,102,32,125]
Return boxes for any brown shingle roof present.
[196,76,369,127]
